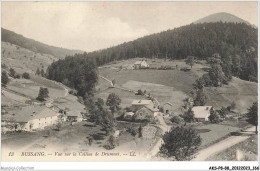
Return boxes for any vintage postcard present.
[1,1,259,169]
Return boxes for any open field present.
[122,80,187,112]
[95,87,143,109]
[99,68,199,95]
[1,42,57,74]
[1,73,85,124]
[193,123,240,147]
[204,77,257,113]
[99,58,257,113]
[1,89,30,106]
[206,134,258,161]
[95,76,113,92]
[53,94,85,112]
[7,78,65,99]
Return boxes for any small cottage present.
[134,60,149,69]
[192,106,212,122]
[66,111,83,122]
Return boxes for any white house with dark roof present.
[134,60,149,69]
[192,106,212,122]
[1,105,60,132]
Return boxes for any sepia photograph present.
[0,1,259,170]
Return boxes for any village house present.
[66,110,83,122]
[135,106,158,121]
[192,106,212,122]
[1,105,60,132]
[134,60,149,69]
[131,100,155,111]
[130,100,159,121]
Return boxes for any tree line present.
[46,54,98,97]
[83,22,257,82]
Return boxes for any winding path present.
[192,126,255,161]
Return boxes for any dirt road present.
[193,126,255,161]
[148,114,171,157]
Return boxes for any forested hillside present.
[1,28,83,59]
[87,22,257,62]
[46,53,98,97]
[86,22,257,82]
[47,22,258,93]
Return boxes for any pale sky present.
[1,1,258,52]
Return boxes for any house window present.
[139,113,143,116]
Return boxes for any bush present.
[208,108,220,123]
[103,135,116,150]
[170,115,183,124]
[36,87,49,101]
[1,71,9,86]
[160,126,201,160]
[159,107,164,113]
[9,68,16,78]
[126,128,137,136]
[22,72,30,79]
[14,74,21,79]
[69,89,77,95]
[136,89,144,95]
[182,108,194,123]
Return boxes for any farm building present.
[1,105,60,132]
[134,60,149,69]
[192,106,212,122]
[66,111,83,122]
[135,106,158,122]
[131,100,155,111]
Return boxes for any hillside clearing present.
[99,68,199,95]
[95,88,143,109]
[204,77,257,113]
[2,42,57,74]
[122,80,187,112]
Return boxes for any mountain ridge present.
[1,28,83,59]
[193,12,251,25]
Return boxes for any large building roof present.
[192,106,212,119]
[66,110,81,117]
[132,100,153,105]
[2,105,59,123]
